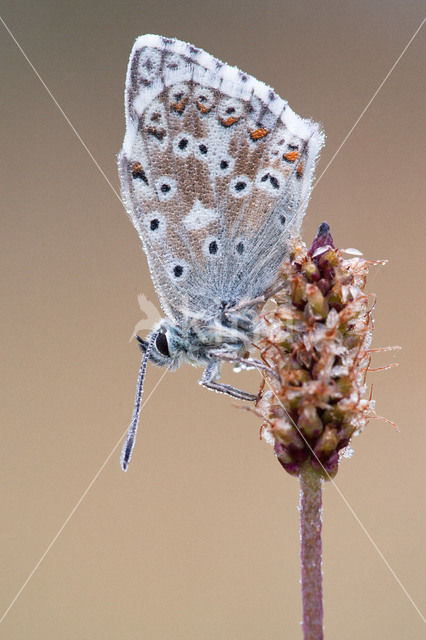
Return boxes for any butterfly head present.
[137,306,256,370]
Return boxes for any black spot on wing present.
[208,241,218,255]
[173,265,183,278]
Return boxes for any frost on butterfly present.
[118,35,324,470]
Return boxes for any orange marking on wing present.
[171,97,188,113]
[297,162,304,178]
[222,116,238,127]
[250,127,269,140]
[131,161,148,184]
[284,150,300,163]
[196,101,211,114]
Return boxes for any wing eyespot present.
[155,177,177,201]
[173,265,183,277]
[169,83,190,115]
[256,169,283,195]
[172,133,193,157]
[217,154,234,176]
[202,236,222,258]
[208,241,218,255]
[218,98,244,127]
[131,162,148,184]
[194,87,215,114]
[230,175,252,198]
[143,211,165,239]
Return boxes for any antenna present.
[120,331,159,471]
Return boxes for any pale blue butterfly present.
[118,35,324,470]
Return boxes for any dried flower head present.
[254,222,388,478]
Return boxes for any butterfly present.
[118,34,324,470]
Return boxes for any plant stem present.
[300,462,323,639]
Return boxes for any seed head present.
[254,222,389,478]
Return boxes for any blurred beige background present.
[1,2,425,638]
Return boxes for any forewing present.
[119,35,324,324]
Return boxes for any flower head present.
[254,222,387,478]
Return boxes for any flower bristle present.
[254,222,386,479]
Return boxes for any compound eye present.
[155,332,170,357]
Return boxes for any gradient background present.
[1,2,425,638]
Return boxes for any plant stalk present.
[300,462,323,639]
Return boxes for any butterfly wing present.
[119,35,324,325]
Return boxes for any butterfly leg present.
[225,282,286,314]
[200,360,257,402]
[209,351,275,376]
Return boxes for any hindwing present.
[119,35,324,324]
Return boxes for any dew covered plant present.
[255,222,386,478]
[252,222,392,639]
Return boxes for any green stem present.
[300,462,323,639]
